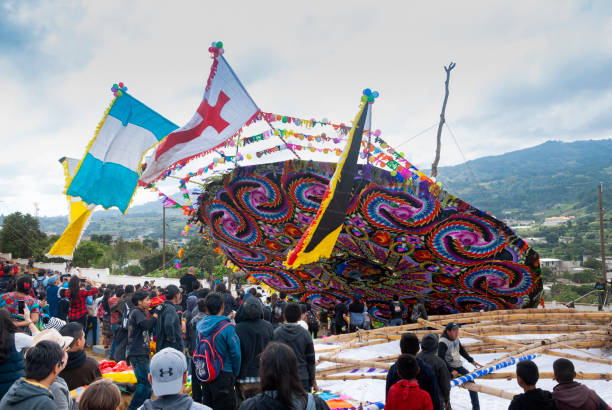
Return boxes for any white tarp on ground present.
[316,337,612,410]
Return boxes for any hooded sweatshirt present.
[156,301,183,352]
[418,333,451,405]
[139,393,211,410]
[0,378,55,410]
[552,382,609,410]
[49,377,78,410]
[386,380,433,410]
[509,388,556,410]
[196,315,241,376]
[273,323,316,386]
[235,297,274,381]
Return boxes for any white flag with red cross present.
[139,50,259,185]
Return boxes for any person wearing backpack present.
[273,303,316,392]
[270,292,287,328]
[238,342,330,410]
[155,285,183,353]
[410,296,428,324]
[112,285,134,361]
[195,292,241,410]
[126,291,158,410]
[305,304,319,339]
[389,295,404,326]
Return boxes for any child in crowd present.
[386,354,433,410]
[78,378,121,410]
[508,360,555,410]
[552,358,609,410]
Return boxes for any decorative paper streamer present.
[450,354,537,387]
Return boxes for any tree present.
[180,238,224,274]
[0,212,47,258]
[143,238,159,250]
[72,241,105,267]
[90,234,112,246]
[140,249,176,274]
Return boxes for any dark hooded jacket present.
[235,297,274,380]
[417,333,451,405]
[0,378,55,410]
[139,393,210,409]
[238,391,330,410]
[386,357,440,410]
[156,301,183,352]
[552,382,608,410]
[273,324,315,386]
[509,388,557,410]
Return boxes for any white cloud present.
[1,0,611,216]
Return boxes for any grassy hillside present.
[435,139,612,219]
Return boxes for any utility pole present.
[598,183,607,298]
[162,205,166,277]
[431,62,456,180]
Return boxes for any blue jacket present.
[0,336,24,401]
[196,315,241,376]
[46,285,60,317]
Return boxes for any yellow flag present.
[47,158,95,259]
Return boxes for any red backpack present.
[192,319,233,383]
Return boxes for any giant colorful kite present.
[57,42,542,319]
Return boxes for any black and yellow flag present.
[285,90,375,269]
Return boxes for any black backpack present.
[272,301,284,322]
[121,301,131,329]
[306,310,319,330]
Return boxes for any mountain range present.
[36,138,612,239]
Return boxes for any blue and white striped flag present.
[66,88,178,213]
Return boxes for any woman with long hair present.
[100,288,113,348]
[239,342,329,410]
[0,275,40,331]
[67,275,98,330]
[0,308,25,400]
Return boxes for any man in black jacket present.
[418,333,451,410]
[235,295,274,401]
[156,285,183,353]
[509,360,556,410]
[273,302,316,392]
[126,291,158,410]
[386,333,441,410]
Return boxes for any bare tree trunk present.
[431,62,456,179]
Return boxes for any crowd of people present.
[0,258,609,410]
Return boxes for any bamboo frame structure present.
[315,308,612,405]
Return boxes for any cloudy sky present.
[1,0,612,216]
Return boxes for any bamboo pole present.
[417,318,524,348]
[318,374,387,381]
[317,355,392,370]
[460,382,515,400]
[543,349,612,365]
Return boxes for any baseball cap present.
[445,322,459,331]
[30,329,73,352]
[150,348,188,396]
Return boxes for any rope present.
[395,122,438,149]
[444,121,489,201]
